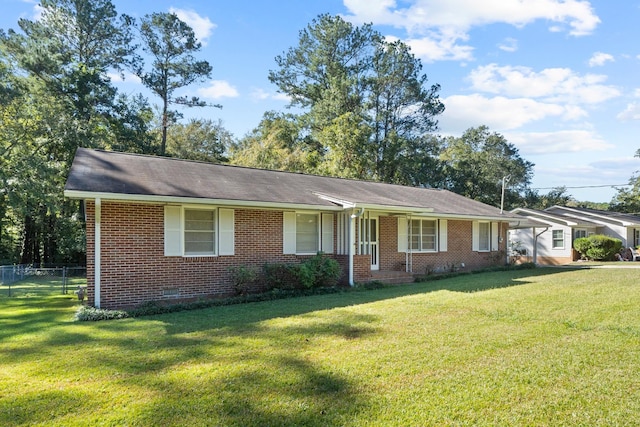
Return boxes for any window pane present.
[552,230,564,249]
[422,220,436,251]
[479,222,490,251]
[296,213,318,253]
[410,235,420,251]
[185,209,215,255]
[423,235,436,250]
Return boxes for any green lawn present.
[2,268,640,426]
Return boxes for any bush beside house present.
[573,235,622,261]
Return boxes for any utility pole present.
[500,175,511,214]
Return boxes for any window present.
[472,221,497,252]
[552,229,564,249]
[575,229,587,240]
[296,213,319,254]
[410,219,437,252]
[635,229,640,247]
[184,209,216,255]
[164,206,234,257]
[478,222,490,251]
[283,212,333,255]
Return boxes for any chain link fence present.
[0,265,86,297]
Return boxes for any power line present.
[531,184,631,190]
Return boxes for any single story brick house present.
[64,148,518,309]
[509,206,640,265]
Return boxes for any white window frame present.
[472,221,499,252]
[478,222,490,252]
[184,208,217,256]
[409,219,438,253]
[164,206,235,257]
[635,229,640,247]
[552,229,564,249]
[283,211,333,255]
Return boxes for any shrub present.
[288,263,315,288]
[75,306,129,321]
[304,253,342,288]
[228,265,259,295]
[263,254,342,290]
[573,235,622,261]
[573,237,591,259]
[264,263,299,290]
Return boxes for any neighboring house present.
[509,206,640,265]
[64,148,517,310]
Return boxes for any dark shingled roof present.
[65,148,515,219]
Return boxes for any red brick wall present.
[86,201,330,309]
[85,202,510,309]
[379,216,509,275]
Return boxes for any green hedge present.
[573,235,622,261]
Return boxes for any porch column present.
[349,208,364,286]
[94,198,101,308]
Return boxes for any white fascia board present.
[63,190,344,212]
[554,206,638,227]
[313,192,356,208]
[513,209,578,226]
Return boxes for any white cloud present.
[588,51,614,67]
[169,8,216,46]
[198,80,239,99]
[468,64,620,104]
[404,30,474,62]
[504,130,613,155]
[107,72,141,84]
[498,37,518,52]
[438,94,582,133]
[250,88,291,102]
[616,103,640,121]
[344,0,599,35]
[343,0,600,62]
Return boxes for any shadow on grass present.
[0,267,578,426]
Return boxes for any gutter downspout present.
[533,226,549,265]
[349,207,365,286]
[94,198,101,308]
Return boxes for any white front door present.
[360,215,379,271]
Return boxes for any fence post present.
[62,267,67,294]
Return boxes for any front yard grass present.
[1,267,639,426]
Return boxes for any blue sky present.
[4,0,640,203]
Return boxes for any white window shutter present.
[164,206,182,256]
[491,222,499,252]
[283,212,296,254]
[439,219,448,252]
[472,221,479,252]
[218,208,235,256]
[321,213,334,254]
[398,217,408,252]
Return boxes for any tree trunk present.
[20,214,40,265]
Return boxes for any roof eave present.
[63,190,344,212]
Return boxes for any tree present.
[367,39,445,184]
[268,14,444,184]
[610,175,640,213]
[165,119,232,163]
[136,12,213,156]
[230,112,320,172]
[521,187,574,210]
[609,149,640,213]
[440,126,534,208]
[0,0,149,264]
[1,0,138,152]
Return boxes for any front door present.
[360,215,379,271]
